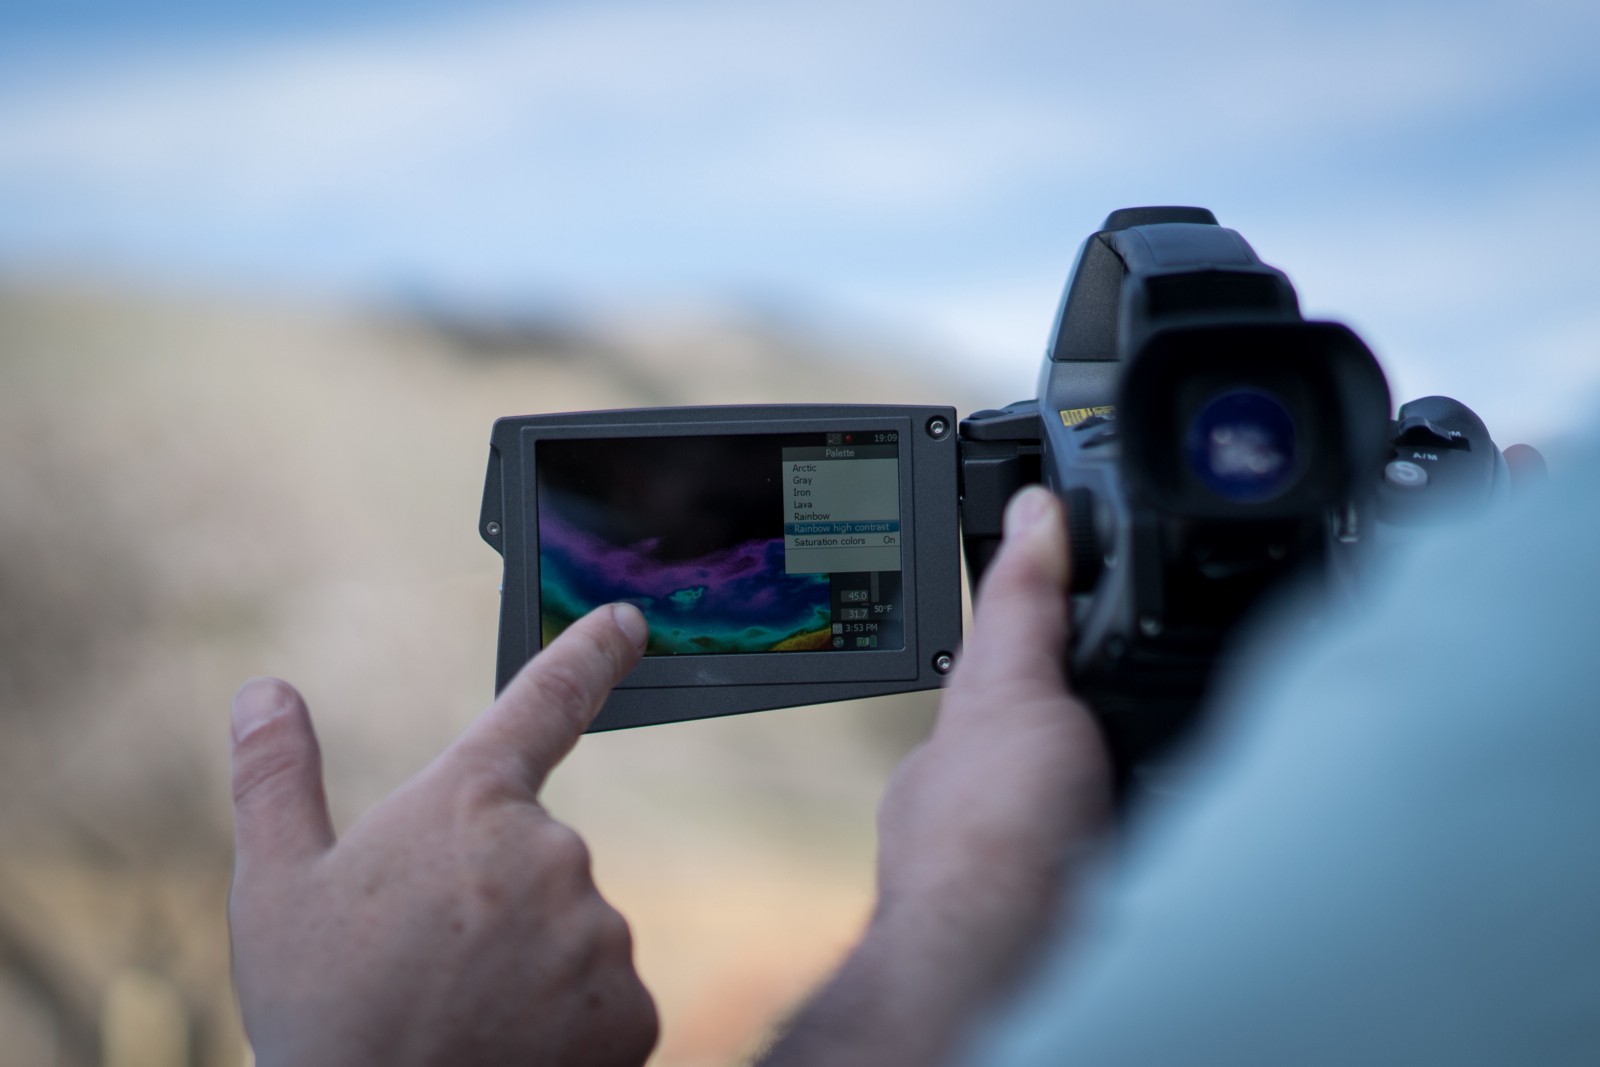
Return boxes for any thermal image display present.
[535,433,831,655]
[537,507,835,654]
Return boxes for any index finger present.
[457,603,649,794]
[1504,443,1548,496]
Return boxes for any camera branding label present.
[1059,405,1116,427]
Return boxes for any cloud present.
[4,0,1587,221]
[1,0,1597,432]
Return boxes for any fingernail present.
[232,678,293,743]
[612,603,649,650]
[1004,486,1053,538]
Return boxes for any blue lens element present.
[1185,389,1297,503]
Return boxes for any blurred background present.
[1,1,1596,1064]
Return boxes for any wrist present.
[865,880,1052,1014]
[761,916,971,1067]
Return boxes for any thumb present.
[230,677,336,873]
[944,486,1075,722]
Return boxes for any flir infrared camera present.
[480,207,1507,785]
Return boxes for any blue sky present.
[2,0,1597,441]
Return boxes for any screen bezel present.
[484,405,962,728]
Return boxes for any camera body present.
[957,207,1504,784]
[481,207,1506,784]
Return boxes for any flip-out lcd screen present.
[536,431,906,655]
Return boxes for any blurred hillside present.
[0,282,984,1067]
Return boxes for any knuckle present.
[452,759,524,813]
[593,901,635,954]
[976,564,1048,617]
[568,618,611,658]
[231,722,310,807]
[535,819,593,875]
[529,660,596,730]
[619,977,661,1058]
[566,617,630,683]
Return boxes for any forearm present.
[760,892,1068,1067]
[759,917,968,1067]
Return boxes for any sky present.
[2,0,1597,442]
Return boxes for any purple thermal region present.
[538,509,830,654]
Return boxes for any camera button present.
[1384,459,1430,490]
[1394,415,1469,450]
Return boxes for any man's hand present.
[228,604,659,1067]
[764,486,1113,1066]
